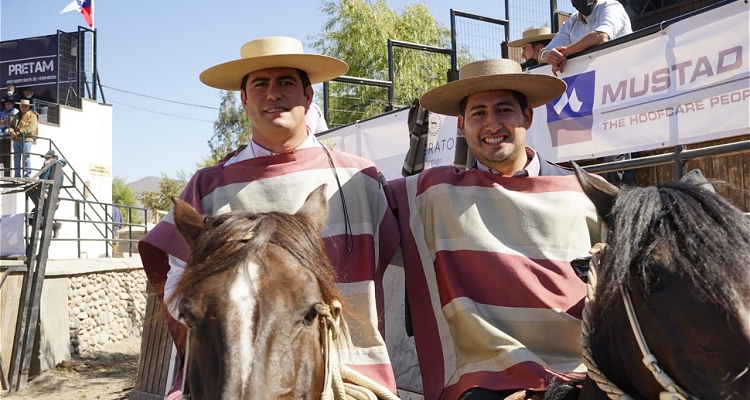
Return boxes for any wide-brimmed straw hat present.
[16,99,32,106]
[419,58,566,116]
[508,27,556,47]
[200,36,348,90]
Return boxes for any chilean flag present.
[60,0,93,28]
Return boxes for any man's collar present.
[475,147,540,177]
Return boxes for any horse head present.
[572,164,750,400]
[171,184,342,399]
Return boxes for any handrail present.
[1,137,150,259]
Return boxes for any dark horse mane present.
[171,209,340,307]
[596,180,750,314]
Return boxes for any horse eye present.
[302,307,318,326]
[641,264,664,292]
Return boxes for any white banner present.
[527,0,749,162]
[317,109,458,180]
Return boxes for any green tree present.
[112,177,142,224]
[138,175,187,222]
[206,90,252,165]
[312,0,468,127]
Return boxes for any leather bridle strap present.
[620,288,694,400]
[583,251,697,400]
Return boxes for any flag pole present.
[91,0,97,101]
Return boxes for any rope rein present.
[318,301,401,400]
[581,251,695,400]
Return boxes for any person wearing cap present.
[389,58,601,400]
[7,98,38,178]
[540,0,631,75]
[138,36,400,398]
[508,27,555,70]
[26,150,67,238]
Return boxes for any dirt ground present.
[2,335,141,400]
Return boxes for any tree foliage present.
[138,176,187,221]
[112,176,142,223]
[206,90,251,165]
[312,0,467,127]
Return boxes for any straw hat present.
[16,99,32,106]
[419,58,566,116]
[508,27,556,47]
[200,36,348,90]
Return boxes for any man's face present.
[4,102,12,109]
[19,104,29,113]
[458,89,532,175]
[240,67,312,149]
[521,43,539,62]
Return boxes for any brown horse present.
[546,166,750,400]
[170,184,344,399]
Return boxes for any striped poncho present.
[390,166,600,400]
[139,147,400,392]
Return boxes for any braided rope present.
[581,258,633,400]
[319,301,400,400]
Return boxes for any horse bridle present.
[581,250,698,400]
[179,299,398,400]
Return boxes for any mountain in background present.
[126,176,161,208]
[127,176,161,194]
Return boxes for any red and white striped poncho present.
[139,147,400,392]
[390,166,600,400]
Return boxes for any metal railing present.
[1,137,150,259]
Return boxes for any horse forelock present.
[596,181,750,315]
[177,208,341,397]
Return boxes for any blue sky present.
[1,0,548,183]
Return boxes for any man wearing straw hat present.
[390,58,600,399]
[508,27,555,69]
[139,36,400,398]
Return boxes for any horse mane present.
[596,180,750,314]
[171,209,340,307]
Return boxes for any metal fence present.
[451,10,509,68]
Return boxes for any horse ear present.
[571,161,619,220]
[296,184,329,230]
[681,169,717,194]
[172,197,204,248]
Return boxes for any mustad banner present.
[526,0,749,162]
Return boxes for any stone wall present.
[67,269,147,354]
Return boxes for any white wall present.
[1,99,115,259]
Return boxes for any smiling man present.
[390,58,601,399]
[138,36,400,399]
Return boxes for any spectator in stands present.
[0,98,19,176]
[390,58,601,400]
[1,97,18,134]
[508,27,555,70]
[7,99,38,178]
[540,0,631,75]
[6,85,19,105]
[20,87,38,107]
[138,36,400,400]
